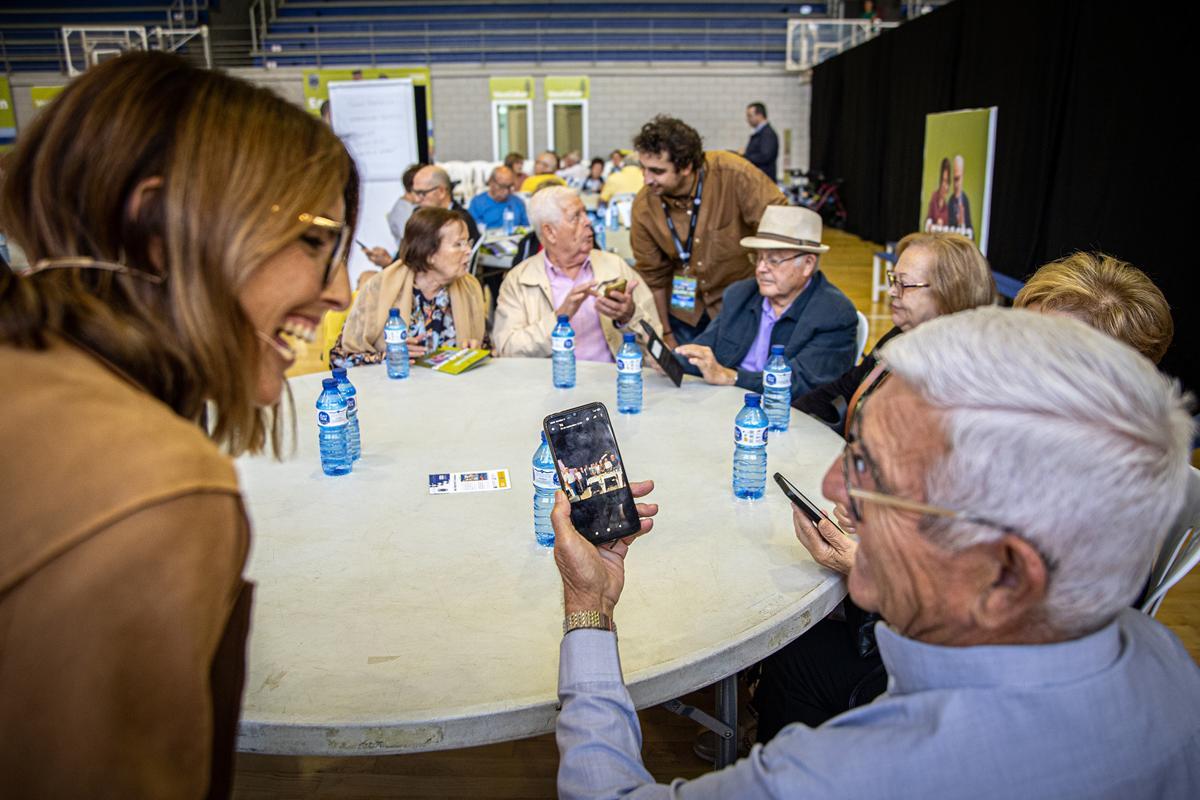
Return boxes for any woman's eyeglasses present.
[276,207,349,286]
[885,269,931,297]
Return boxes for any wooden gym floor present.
[235,228,1199,798]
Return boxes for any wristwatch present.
[563,610,617,637]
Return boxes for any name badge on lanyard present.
[663,167,705,313]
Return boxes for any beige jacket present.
[492,249,662,358]
[340,260,487,354]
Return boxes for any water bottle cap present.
[322,377,339,389]
[623,332,636,343]
[745,393,762,407]
[557,314,569,324]
[770,344,785,355]
[389,308,400,318]
[331,367,346,379]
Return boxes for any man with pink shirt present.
[493,186,661,360]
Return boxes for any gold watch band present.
[563,610,616,637]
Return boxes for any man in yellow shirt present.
[599,153,645,203]
[521,151,567,193]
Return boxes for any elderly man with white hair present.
[493,186,660,360]
[549,306,1200,799]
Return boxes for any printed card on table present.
[428,469,510,495]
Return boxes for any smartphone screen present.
[543,403,640,545]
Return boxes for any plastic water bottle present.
[552,314,575,388]
[384,308,409,379]
[762,344,792,432]
[616,332,643,414]
[592,216,607,252]
[733,393,769,499]
[330,367,361,461]
[502,206,516,235]
[607,203,620,230]
[532,432,558,547]
[316,377,352,476]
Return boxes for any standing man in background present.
[742,102,779,180]
[631,115,786,347]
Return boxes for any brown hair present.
[1014,252,1173,363]
[633,115,704,172]
[0,51,356,457]
[398,208,466,272]
[895,232,995,314]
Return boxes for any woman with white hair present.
[492,185,661,360]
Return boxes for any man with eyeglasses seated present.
[363,165,479,277]
[674,206,857,396]
[549,307,1200,799]
[467,166,529,233]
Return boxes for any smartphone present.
[773,472,825,524]
[543,403,641,545]
[639,320,684,387]
[355,238,369,250]
[594,277,627,298]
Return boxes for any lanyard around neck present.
[660,166,705,269]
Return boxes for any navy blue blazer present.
[744,123,779,179]
[682,271,858,395]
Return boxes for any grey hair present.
[879,307,1193,636]
[528,185,578,234]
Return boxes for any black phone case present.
[639,320,684,387]
[542,403,641,545]
[773,472,824,524]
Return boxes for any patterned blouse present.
[410,287,457,352]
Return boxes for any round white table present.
[235,357,847,759]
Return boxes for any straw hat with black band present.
[740,205,831,254]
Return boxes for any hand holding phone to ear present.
[792,509,857,576]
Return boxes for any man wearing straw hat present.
[675,206,858,396]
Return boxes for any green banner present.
[303,67,433,155]
[0,77,16,153]
[545,76,589,100]
[31,86,65,110]
[488,76,534,101]
[920,107,997,254]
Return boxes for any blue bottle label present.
[344,396,357,412]
[533,467,559,489]
[617,355,642,373]
[553,335,575,352]
[764,368,791,388]
[318,408,348,427]
[384,328,405,344]
[735,424,768,447]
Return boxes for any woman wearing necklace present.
[337,207,487,364]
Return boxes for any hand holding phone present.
[773,472,826,524]
[776,472,857,575]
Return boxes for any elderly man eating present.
[549,307,1200,798]
[676,205,858,394]
[493,186,660,360]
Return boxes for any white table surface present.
[235,357,847,755]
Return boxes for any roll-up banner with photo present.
[920,108,997,255]
[302,67,432,160]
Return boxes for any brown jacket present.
[631,150,786,326]
[0,340,250,798]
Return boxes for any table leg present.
[714,674,738,769]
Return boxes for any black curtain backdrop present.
[810,0,1194,393]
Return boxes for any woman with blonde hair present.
[0,52,355,796]
[337,206,487,365]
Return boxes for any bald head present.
[414,165,452,209]
[488,166,517,202]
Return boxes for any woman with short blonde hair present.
[0,52,355,796]
[1014,252,1173,364]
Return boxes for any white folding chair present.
[1141,467,1200,617]
[854,310,869,363]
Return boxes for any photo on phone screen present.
[543,403,641,545]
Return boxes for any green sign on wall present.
[31,85,65,109]
[545,76,589,100]
[0,77,16,153]
[488,77,534,101]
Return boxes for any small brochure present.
[428,469,510,495]
[415,346,490,375]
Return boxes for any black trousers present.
[751,617,888,742]
[669,310,712,345]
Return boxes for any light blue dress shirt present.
[556,608,1200,799]
[467,192,529,230]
